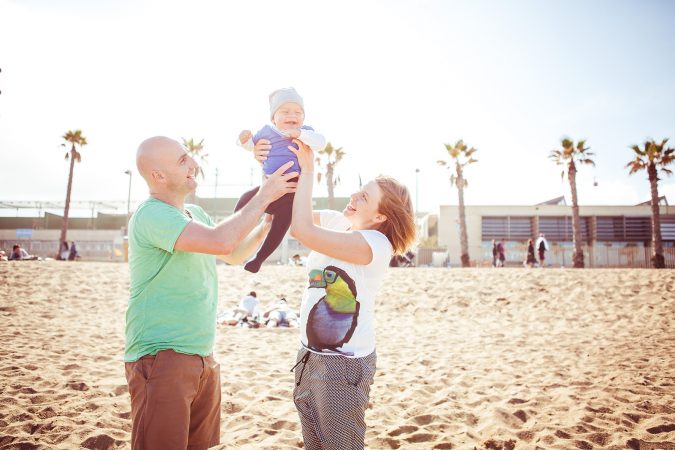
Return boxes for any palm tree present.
[182,138,207,204]
[438,140,477,267]
[549,138,595,268]
[626,138,674,268]
[60,130,87,259]
[315,142,345,210]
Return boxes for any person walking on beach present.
[491,239,498,267]
[535,233,549,268]
[525,238,537,268]
[497,239,506,267]
[277,140,416,450]
[124,136,297,450]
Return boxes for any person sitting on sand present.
[263,297,299,328]
[67,241,81,261]
[59,241,69,260]
[219,291,261,326]
[9,244,37,261]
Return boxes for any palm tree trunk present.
[456,163,470,267]
[648,164,665,268]
[59,147,76,259]
[326,164,335,210]
[568,161,585,268]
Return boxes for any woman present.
[59,241,69,261]
[525,238,537,267]
[282,140,417,449]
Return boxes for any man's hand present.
[253,139,271,162]
[239,130,253,145]
[283,128,301,139]
[257,162,298,203]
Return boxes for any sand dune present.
[1,262,674,449]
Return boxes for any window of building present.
[662,216,675,241]
[481,216,534,241]
[538,216,590,242]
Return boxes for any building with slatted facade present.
[438,202,675,268]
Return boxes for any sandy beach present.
[0,262,673,449]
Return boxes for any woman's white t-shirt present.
[299,210,392,358]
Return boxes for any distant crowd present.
[492,233,550,268]
[0,241,80,261]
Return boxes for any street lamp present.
[124,170,132,234]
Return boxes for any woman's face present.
[343,181,385,230]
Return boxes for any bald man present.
[124,136,297,450]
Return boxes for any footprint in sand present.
[81,434,123,450]
[587,433,611,446]
[112,385,128,396]
[432,444,454,449]
[270,420,295,431]
[387,425,418,437]
[412,414,437,426]
[627,438,675,450]
[405,432,435,443]
[647,423,675,434]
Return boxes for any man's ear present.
[151,170,164,184]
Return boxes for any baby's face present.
[272,102,305,130]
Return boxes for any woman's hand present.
[289,139,315,173]
[253,139,271,163]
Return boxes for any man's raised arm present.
[174,162,297,255]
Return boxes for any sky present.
[1,0,674,217]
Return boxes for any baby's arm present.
[284,127,326,152]
[237,129,255,152]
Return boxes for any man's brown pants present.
[125,350,221,450]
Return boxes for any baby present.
[236,87,326,273]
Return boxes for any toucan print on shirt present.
[305,265,359,356]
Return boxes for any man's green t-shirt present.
[124,198,218,362]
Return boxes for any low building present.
[438,201,675,268]
[0,196,351,262]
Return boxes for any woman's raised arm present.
[289,141,373,265]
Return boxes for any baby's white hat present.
[269,87,304,120]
